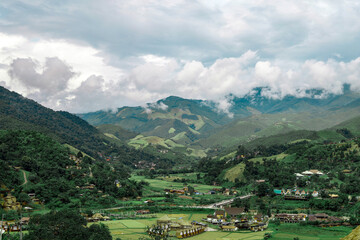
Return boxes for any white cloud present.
[144,101,169,114]
[0,11,360,116]
[2,30,360,114]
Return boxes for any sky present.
[1,0,360,113]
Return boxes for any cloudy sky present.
[1,0,360,113]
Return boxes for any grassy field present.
[157,172,202,182]
[224,153,288,182]
[269,223,352,240]
[91,215,353,240]
[131,175,221,194]
[90,213,273,240]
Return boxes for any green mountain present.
[97,124,138,141]
[0,129,146,208]
[0,86,174,167]
[0,86,104,157]
[78,96,232,136]
[79,87,360,156]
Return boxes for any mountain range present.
[78,86,360,157]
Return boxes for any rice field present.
[269,224,352,240]
[90,214,352,240]
[89,213,272,240]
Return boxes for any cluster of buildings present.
[0,217,30,233]
[164,187,189,195]
[295,169,324,178]
[274,188,319,200]
[0,193,22,211]
[274,212,345,226]
[134,161,157,170]
[147,215,207,239]
[82,213,110,222]
[204,207,269,232]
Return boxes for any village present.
[1,154,359,239]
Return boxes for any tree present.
[257,183,272,197]
[187,185,195,195]
[88,223,112,240]
[24,209,104,240]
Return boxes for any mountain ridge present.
[78,87,360,155]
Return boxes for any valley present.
[1,86,360,239]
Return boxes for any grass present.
[90,213,273,240]
[103,133,120,140]
[130,175,221,194]
[171,131,187,142]
[224,163,245,182]
[224,153,288,182]
[158,173,200,182]
[128,133,205,158]
[186,148,207,158]
[270,223,352,240]
[63,144,94,160]
[219,151,237,161]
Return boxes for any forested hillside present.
[0,86,174,168]
[79,87,360,155]
[0,130,146,208]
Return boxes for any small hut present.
[91,213,104,222]
[178,219,192,229]
[157,215,171,226]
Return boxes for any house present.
[206,214,214,222]
[136,209,150,214]
[20,217,30,225]
[220,225,238,231]
[2,194,22,211]
[329,194,339,198]
[27,193,36,199]
[223,189,230,195]
[302,170,314,176]
[178,219,192,229]
[295,173,304,178]
[214,210,225,219]
[275,213,307,223]
[342,169,352,174]
[312,191,319,197]
[309,169,324,175]
[250,222,267,232]
[273,189,282,195]
[157,215,171,226]
[308,213,341,223]
[256,180,266,184]
[88,213,104,222]
[253,213,264,222]
[224,207,245,218]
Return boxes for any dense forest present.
[0,130,147,208]
[0,86,174,169]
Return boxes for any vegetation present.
[24,209,112,240]
[0,130,146,208]
[2,86,360,240]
